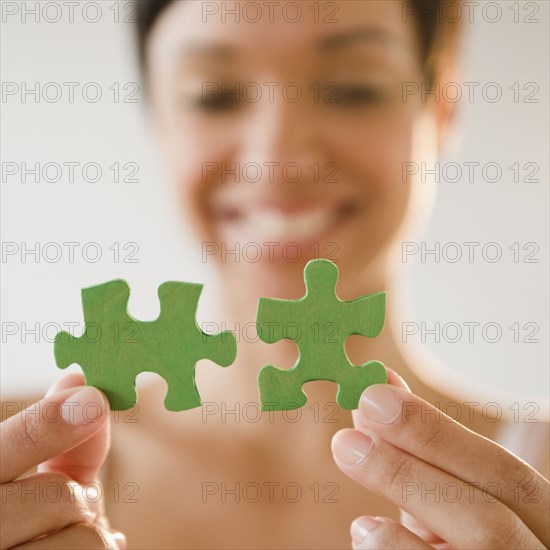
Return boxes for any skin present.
[0,379,126,549]
[0,1,548,548]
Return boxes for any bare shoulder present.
[406,371,549,474]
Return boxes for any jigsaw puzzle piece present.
[256,259,387,411]
[54,279,237,412]
[258,353,386,411]
[333,360,387,409]
[55,280,135,408]
[258,365,308,410]
[256,298,301,345]
[341,293,386,338]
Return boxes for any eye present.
[333,85,388,105]
[177,80,244,114]
[188,91,242,112]
[318,82,390,107]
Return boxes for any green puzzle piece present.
[54,280,237,411]
[257,259,387,411]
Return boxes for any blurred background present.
[1,1,548,416]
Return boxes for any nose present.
[237,92,319,187]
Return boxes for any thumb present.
[38,373,112,524]
[38,373,111,488]
[0,374,109,485]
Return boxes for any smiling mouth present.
[211,199,361,243]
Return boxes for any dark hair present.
[136,0,173,69]
[136,0,462,84]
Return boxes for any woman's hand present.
[331,369,549,549]
[0,374,126,549]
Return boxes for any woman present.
[1,1,548,548]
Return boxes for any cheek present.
[327,106,416,205]
[153,79,224,193]
[160,117,232,235]
[164,124,215,188]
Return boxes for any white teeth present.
[249,208,334,241]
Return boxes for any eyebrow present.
[319,26,403,52]
[179,43,236,61]
[178,25,402,61]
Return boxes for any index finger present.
[352,367,410,429]
[0,384,108,483]
[357,384,550,546]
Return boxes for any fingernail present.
[360,384,403,424]
[351,517,382,543]
[101,530,127,550]
[332,429,373,466]
[394,372,411,392]
[61,387,106,425]
[110,530,127,550]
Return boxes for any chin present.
[218,237,385,303]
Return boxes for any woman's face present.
[147,0,443,296]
